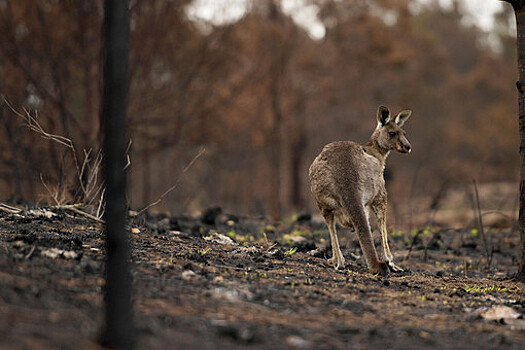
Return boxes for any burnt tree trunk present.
[503,0,525,280]
[99,0,135,347]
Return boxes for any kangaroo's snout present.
[395,138,411,154]
[400,142,411,153]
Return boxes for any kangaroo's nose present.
[404,144,411,153]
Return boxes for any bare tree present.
[99,0,135,347]
[501,0,525,281]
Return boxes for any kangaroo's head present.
[374,105,412,154]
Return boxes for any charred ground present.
[1,206,525,349]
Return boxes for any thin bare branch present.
[124,139,132,171]
[40,173,61,206]
[135,147,206,216]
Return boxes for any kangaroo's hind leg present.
[347,203,389,276]
[321,208,345,270]
[371,196,403,272]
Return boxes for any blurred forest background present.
[0,0,519,224]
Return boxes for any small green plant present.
[226,230,254,243]
[283,213,298,224]
[391,229,404,238]
[470,228,479,237]
[463,284,509,294]
[285,247,297,256]
[258,272,268,279]
[197,248,210,255]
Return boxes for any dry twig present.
[135,147,206,216]
[471,180,492,267]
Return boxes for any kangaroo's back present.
[309,141,383,209]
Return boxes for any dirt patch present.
[1,207,525,349]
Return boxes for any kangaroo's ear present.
[394,110,412,127]
[377,105,390,127]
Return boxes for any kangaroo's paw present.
[327,256,346,270]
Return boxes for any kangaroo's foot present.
[369,262,390,277]
[327,255,346,270]
[381,251,405,272]
[384,260,403,272]
[382,256,404,272]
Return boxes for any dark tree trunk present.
[290,129,306,210]
[268,74,283,221]
[503,0,525,280]
[289,94,307,211]
[99,0,135,347]
[517,3,525,281]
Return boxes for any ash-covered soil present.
[1,206,525,349]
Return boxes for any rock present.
[296,213,311,224]
[211,287,254,303]
[41,248,80,260]
[213,321,256,343]
[292,240,316,253]
[28,209,57,219]
[63,250,81,259]
[204,232,237,245]
[80,259,101,274]
[476,305,521,322]
[201,206,222,225]
[286,335,310,348]
[169,217,181,230]
[265,249,284,260]
[217,213,239,225]
[288,235,306,244]
[235,246,261,255]
[181,270,197,281]
[308,247,329,258]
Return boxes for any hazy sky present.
[437,0,504,31]
[186,0,509,39]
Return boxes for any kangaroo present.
[309,105,412,276]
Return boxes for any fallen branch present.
[53,204,105,223]
[24,245,36,260]
[0,203,22,214]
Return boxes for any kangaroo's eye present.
[388,132,396,137]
